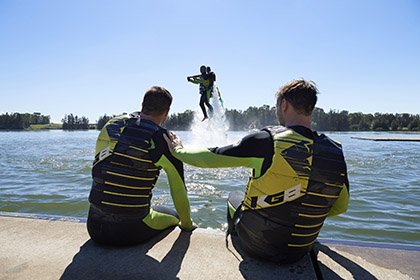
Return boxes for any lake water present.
[1,129,420,246]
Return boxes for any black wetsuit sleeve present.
[149,130,184,182]
[149,129,194,229]
[174,130,274,177]
[209,130,272,158]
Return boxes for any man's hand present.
[164,131,183,153]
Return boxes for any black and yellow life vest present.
[237,126,348,263]
[89,114,162,216]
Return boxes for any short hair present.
[276,79,318,115]
[141,86,173,116]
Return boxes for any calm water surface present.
[1,130,419,245]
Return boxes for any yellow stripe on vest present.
[114,152,152,163]
[324,182,344,188]
[110,161,158,171]
[292,228,321,237]
[103,191,149,198]
[295,222,324,228]
[298,213,329,218]
[106,171,155,180]
[301,202,329,208]
[101,201,148,207]
[288,239,317,247]
[307,192,339,198]
[129,146,149,153]
[105,181,152,190]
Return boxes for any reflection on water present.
[1,130,420,245]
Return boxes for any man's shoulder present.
[152,128,167,139]
[315,133,343,148]
[261,125,288,137]
[116,114,164,140]
[240,128,273,145]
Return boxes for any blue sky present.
[1,0,419,123]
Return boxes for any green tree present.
[408,116,420,131]
[358,118,371,131]
[311,108,328,131]
[97,114,114,130]
[62,113,89,130]
[372,113,393,131]
[0,112,50,129]
[164,110,194,130]
[225,109,244,130]
[349,112,364,130]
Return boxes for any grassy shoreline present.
[26,123,63,130]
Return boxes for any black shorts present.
[87,205,179,246]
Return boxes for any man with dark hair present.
[187,65,213,121]
[141,86,174,116]
[87,86,195,246]
[165,79,349,264]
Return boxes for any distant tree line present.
[61,113,89,130]
[163,105,420,131]
[3,108,420,132]
[162,105,279,130]
[312,108,420,131]
[225,105,277,131]
[164,110,195,130]
[96,114,116,130]
[0,112,50,129]
[163,105,277,131]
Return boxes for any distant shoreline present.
[27,123,97,130]
[2,122,420,133]
[0,123,96,131]
[2,127,420,133]
[26,123,63,130]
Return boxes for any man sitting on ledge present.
[165,79,350,263]
[87,86,196,246]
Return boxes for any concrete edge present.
[0,213,319,279]
[0,211,228,236]
[0,211,87,223]
[317,238,420,252]
[2,211,418,250]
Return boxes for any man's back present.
[237,126,349,263]
[88,86,195,246]
[89,114,161,216]
[170,125,349,263]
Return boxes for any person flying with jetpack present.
[187,65,214,121]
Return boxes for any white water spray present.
[185,85,230,148]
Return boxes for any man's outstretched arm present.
[152,131,196,231]
[164,131,271,177]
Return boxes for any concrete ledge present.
[0,214,418,279]
[0,216,315,279]
[314,239,419,280]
